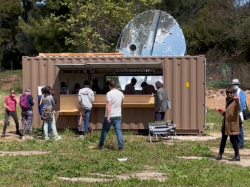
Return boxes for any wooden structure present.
[22,55,206,134]
[38,53,124,57]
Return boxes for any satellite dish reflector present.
[116,10,186,56]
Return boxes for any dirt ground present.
[206,93,250,110]
[58,166,167,182]
[178,154,250,167]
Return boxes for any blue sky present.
[235,0,250,6]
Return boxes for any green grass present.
[0,129,248,187]
[0,70,22,76]
[206,109,250,132]
[0,73,250,186]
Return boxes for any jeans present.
[237,125,244,147]
[43,115,58,138]
[3,110,20,134]
[155,112,165,121]
[99,117,123,148]
[84,109,92,135]
[219,124,239,156]
[42,121,52,134]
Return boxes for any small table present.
[147,121,177,143]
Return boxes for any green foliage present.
[0,130,249,186]
[2,0,250,70]
[20,0,161,53]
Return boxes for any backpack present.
[20,94,29,110]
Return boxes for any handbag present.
[166,97,171,110]
[243,101,250,120]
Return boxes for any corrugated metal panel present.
[22,56,205,134]
[163,56,205,134]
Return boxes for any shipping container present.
[22,55,206,134]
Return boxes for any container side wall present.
[22,56,205,134]
[163,56,205,134]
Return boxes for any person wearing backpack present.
[39,86,53,138]
[1,88,22,138]
[41,87,61,140]
[20,87,35,139]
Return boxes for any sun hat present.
[230,79,240,85]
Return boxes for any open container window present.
[105,75,163,91]
[54,63,88,94]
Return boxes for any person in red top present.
[1,88,22,137]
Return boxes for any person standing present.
[20,87,35,139]
[154,81,168,121]
[1,88,22,137]
[78,80,94,135]
[40,86,52,137]
[72,83,81,94]
[92,78,101,94]
[216,89,240,161]
[102,81,110,94]
[141,82,156,94]
[230,79,246,149]
[124,77,137,94]
[77,103,85,138]
[41,87,61,140]
[98,80,124,151]
[50,90,58,138]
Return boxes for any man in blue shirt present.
[231,79,246,149]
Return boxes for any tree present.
[19,0,161,53]
[0,0,23,69]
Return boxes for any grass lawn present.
[0,71,250,186]
[0,110,249,187]
[0,70,22,76]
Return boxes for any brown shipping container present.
[22,55,206,134]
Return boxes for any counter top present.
[59,94,155,114]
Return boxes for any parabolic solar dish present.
[116,10,186,56]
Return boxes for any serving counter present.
[56,94,155,130]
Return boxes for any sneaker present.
[97,146,103,150]
[55,136,62,140]
[16,131,22,136]
[49,134,54,138]
[118,147,124,151]
[1,134,5,138]
[89,128,93,134]
[238,146,244,149]
[22,136,26,140]
[77,135,85,139]
[45,137,49,141]
[29,136,34,140]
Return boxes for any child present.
[77,103,85,138]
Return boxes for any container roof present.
[54,63,86,69]
[54,62,162,70]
